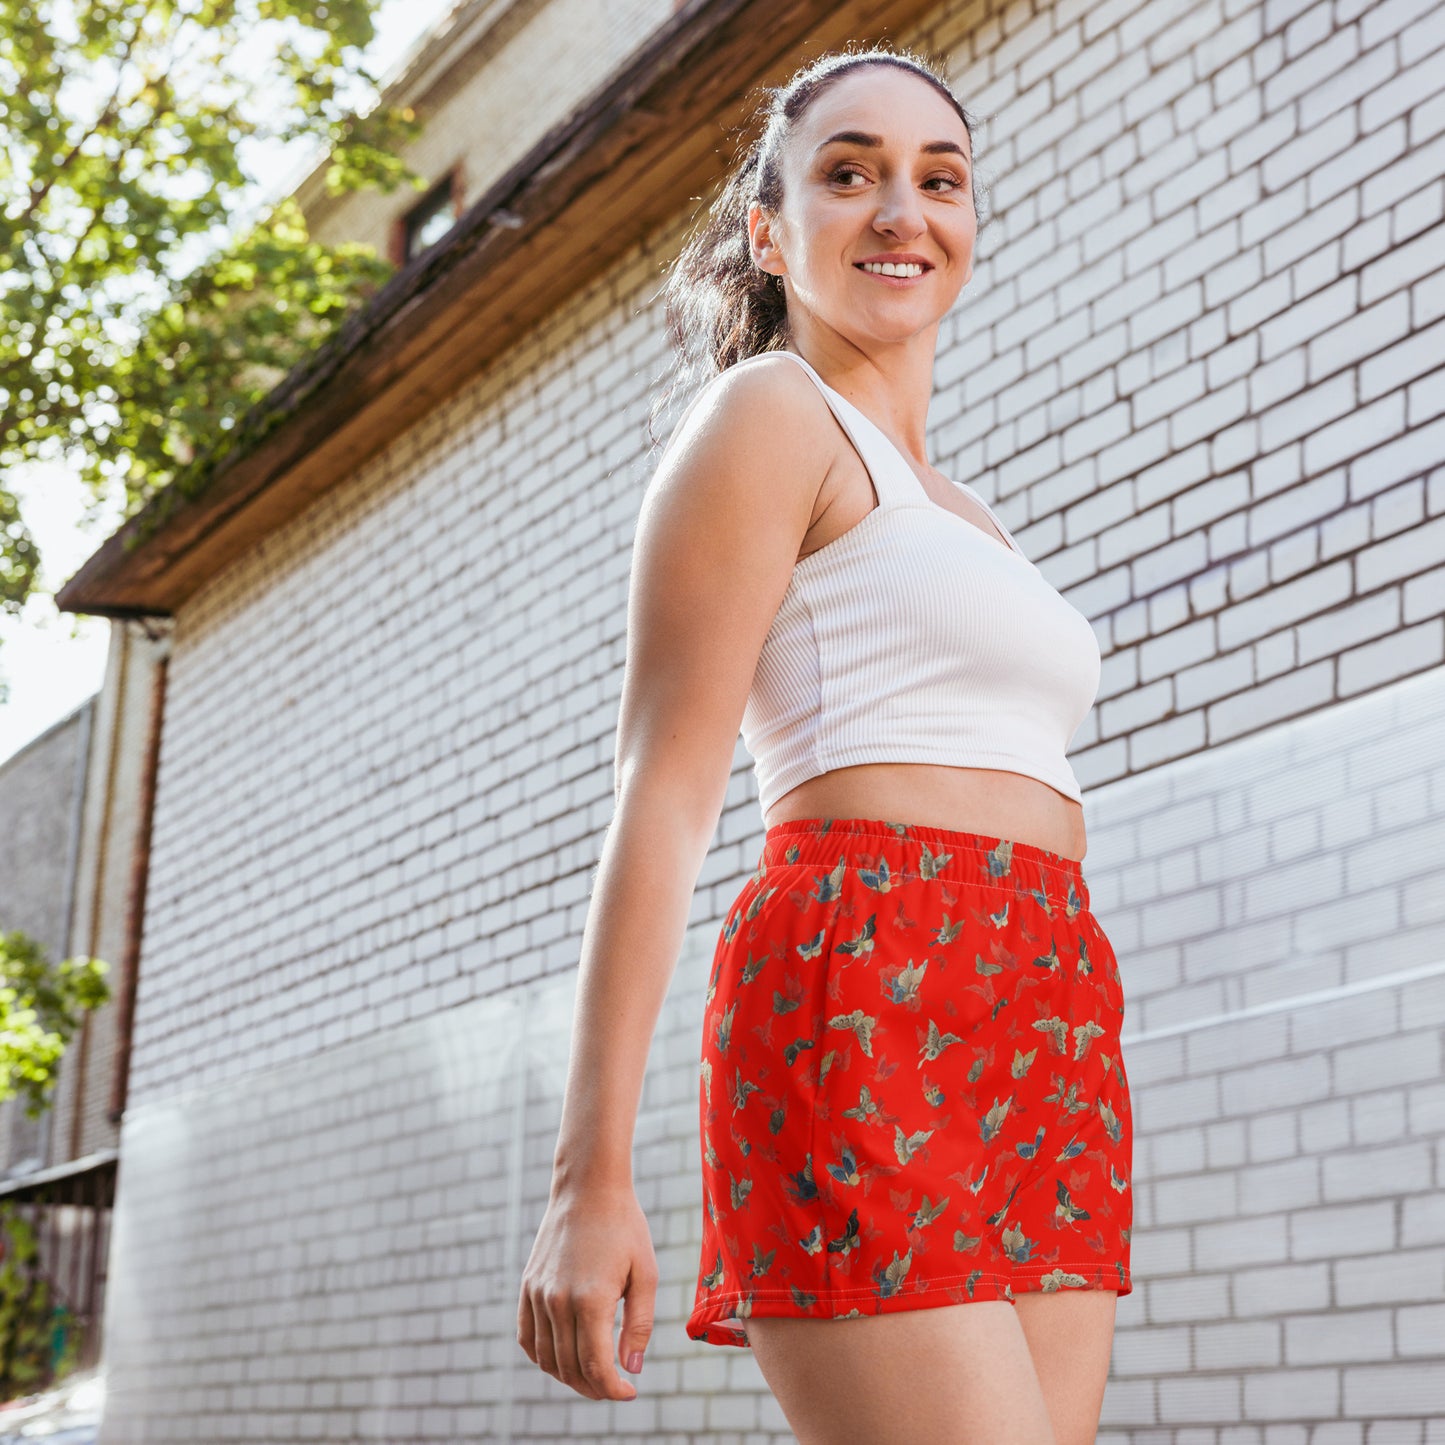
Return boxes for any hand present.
[517,1181,657,1401]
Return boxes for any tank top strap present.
[772,350,928,510]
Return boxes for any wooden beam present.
[56,0,943,618]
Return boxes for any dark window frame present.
[393,166,464,265]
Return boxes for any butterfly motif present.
[894,1124,934,1165]
[827,1206,861,1255]
[828,1008,878,1057]
[835,913,878,959]
[1000,1221,1036,1263]
[912,1193,949,1229]
[1073,1020,1105,1060]
[858,856,895,893]
[979,1095,1013,1144]
[1016,1125,1046,1159]
[1054,1179,1092,1225]
[797,925,829,960]
[842,1082,884,1124]
[1031,938,1061,972]
[729,1171,753,1209]
[811,856,848,903]
[715,999,737,1055]
[729,1065,762,1112]
[741,948,771,983]
[919,1017,965,1064]
[932,913,965,944]
[882,956,928,1004]
[826,1144,861,1187]
[1032,1015,1069,1055]
[783,1035,815,1067]
[873,1247,914,1298]
[784,1154,819,1205]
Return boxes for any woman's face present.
[751,66,977,348]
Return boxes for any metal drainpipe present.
[40,689,96,1172]
[67,620,132,1159]
[106,621,170,1128]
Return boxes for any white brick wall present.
[934,0,1445,789]
[103,666,1445,1445]
[1088,670,1445,1440]
[101,0,1444,1437]
[304,0,676,256]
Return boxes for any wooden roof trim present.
[57,0,938,617]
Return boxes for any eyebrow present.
[814,129,971,166]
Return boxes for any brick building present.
[54,0,1445,1439]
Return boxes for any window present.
[401,174,460,261]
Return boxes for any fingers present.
[564,1294,639,1401]
[618,1258,658,1378]
[519,1282,638,1401]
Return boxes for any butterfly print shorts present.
[685,815,1133,1348]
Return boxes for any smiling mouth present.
[855,261,932,278]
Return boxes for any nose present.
[872,177,927,240]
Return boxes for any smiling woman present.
[519,44,1130,1445]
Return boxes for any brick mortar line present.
[1119,959,1445,1046]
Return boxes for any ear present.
[748,201,785,280]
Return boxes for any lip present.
[854,255,934,287]
[854,253,934,268]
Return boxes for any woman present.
[517,45,1133,1445]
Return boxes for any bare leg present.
[744,1301,1058,1445]
[1013,1290,1118,1445]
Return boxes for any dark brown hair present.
[647,43,989,447]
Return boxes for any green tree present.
[0,929,110,1120]
[0,0,425,630]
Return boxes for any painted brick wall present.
[0,703,89,1176]
[102,0,1444,1437]
[927,0,1445,793]
[303,0,675,257]
[1091,665,1445,1440]
[99,669,1445,1443]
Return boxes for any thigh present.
[1013,1289,1118,1445]
[745,1301,1058,1445]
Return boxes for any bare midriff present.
[763,763,1087,863]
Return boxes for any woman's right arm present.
[515,356,835,1402]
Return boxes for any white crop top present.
[737,348,1102,812]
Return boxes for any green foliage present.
[0,1203,81,1396]
[0,484,39,622]
[0,0,425,594]
[0,929,111,1121]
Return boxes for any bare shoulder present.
[651,351,839,504]
[611,355,838,821]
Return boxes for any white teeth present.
[861,261,925,276]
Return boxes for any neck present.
[784,329,939,464]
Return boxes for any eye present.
[826,164,968,194]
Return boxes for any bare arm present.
[517,355,835,1401]
[552,356,834,1192]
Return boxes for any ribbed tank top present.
[739,348,1102,812]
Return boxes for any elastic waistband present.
[760,816,1090,909]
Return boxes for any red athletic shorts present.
[686,816,1134,1348]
